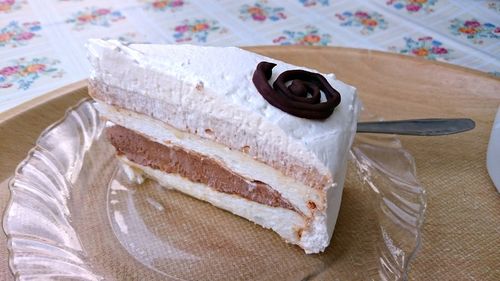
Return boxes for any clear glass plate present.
[3,100,426,281]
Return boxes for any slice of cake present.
[87,39,359,254]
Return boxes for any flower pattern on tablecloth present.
[298,0,329,7]
[335,10,387,35]
[66,7,126,30]
[390,36,452,60]
[386,0,438,13]
[273,25,331,46]
[0,57,64,90]
[142,0,185,12]
[173,19,225,43]
[486,1,500,12]
[0,0,26,13]
[0,0,498,113]
[0,21,41,48]
[449,18,499,44]
[239,1,286,22]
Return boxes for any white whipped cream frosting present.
[87,39,360,253]
[87,39,359,183]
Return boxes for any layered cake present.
[87,39,359,254]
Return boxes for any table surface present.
[0,0,499,112]
[1,46,499,280]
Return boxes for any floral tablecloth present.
[0,0,499,112]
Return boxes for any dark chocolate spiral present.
[252,61,341,120]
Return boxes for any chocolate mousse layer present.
[107,125,295,211]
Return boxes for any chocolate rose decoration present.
[252,61,341,120]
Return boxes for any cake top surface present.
[87,39,359,178]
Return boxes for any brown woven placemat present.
[1,47,499,280]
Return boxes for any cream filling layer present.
[97,102,324,217]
